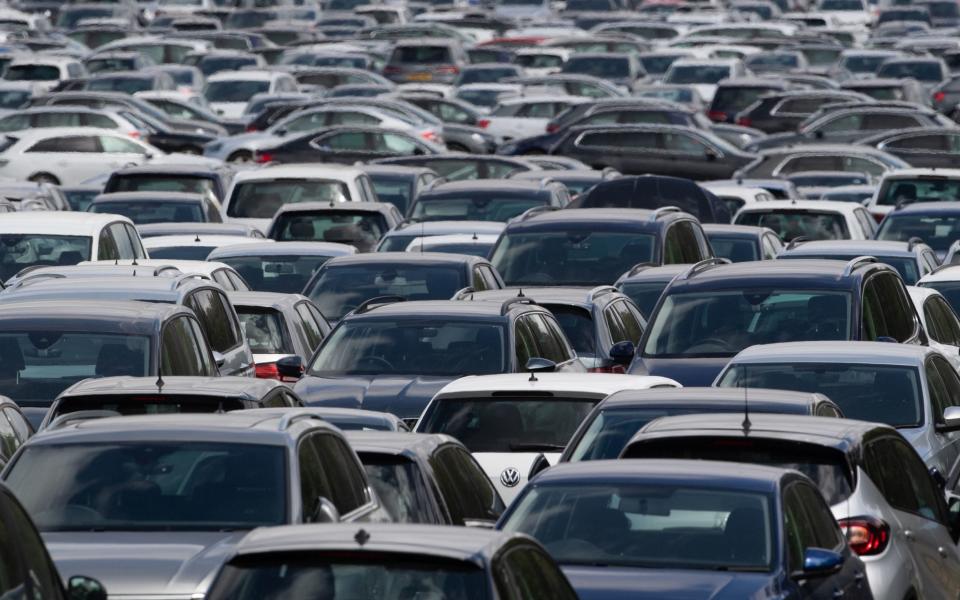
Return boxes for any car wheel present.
[228,151,254,163]
[29,173,60,185]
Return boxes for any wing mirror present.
[276,355,304,380]
[67,576,107,600]
[704,148,719,161]
[946,492,960,543]
[525,357,557,373]
[813,130,825,140]
[310,496,340,523]
[794,548,843,578]
[609,340,636,366]
[943,406,960,431]
[275,127,287,137]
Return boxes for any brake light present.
[435,65,460,74]
[245,124,259,132]
[477,119,490,129]
[546,122,559,133]
[707,110,727,122]
[383,65,401,74]
[934,91,946,103]
[871,211,885,224]
[255,362,281,380]
[128,131,141,139]
[839,516,890,556]
[736,116,752,127]
[421,130,437,142]
[254,151,273,164]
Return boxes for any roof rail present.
[10,264,46,280]
[10,272,67,289]
[538,177,555,189]
[423,177,445,192]
[513,204,558,223]
[451,286,475,300]
[931,261,960,274]
[907,236,925,251]
[601,167,620,178]
[47,409,121,430]
[842,255,877,277]
[354,295,406,315]
[624,261,658,278]
[678,257,731,281]
[649,206,681,221]
[784,236,809,251]
[586,285,618,302]
[277,411,329,432]
[500,296,536,315]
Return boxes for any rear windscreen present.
[53,394,245,421]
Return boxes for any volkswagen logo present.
[500,467,521,488]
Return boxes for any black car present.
[859,127,960,169]
[88,192,222,225]
[376,220,506,252]
[876,202,960,261]
[490,208,713,288]
[702,224,783,262]
[373,154,539,181]
[103,164,234,202]
[734,90,871,133]
[292,297,585,419]
[408,179,570,222]
[561,387,841,463]
[614,263,688,319]
[302,252,504,322]
[266,202,404,252]
[346,431,505,525]
[549,124,756,179]
[571,175,730,223]
[629,257,926,385]
[707,77,789,124]
[41,376,304,429]
[253,126,440,165]
[359,165,442,215]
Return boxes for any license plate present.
[408,72,432,81]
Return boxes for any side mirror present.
[67,576,107,600]
[942,406,960,431]
[310,496,340,523]
[609,340,636,366]
[413,146,426,156]
[212,351,225,368]
[814,130,825,139]
[276,355,304,381]
[525,357,557,373]
[796,548,844,578]
[704,148,719,161]
[275,127,287,137]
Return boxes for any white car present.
[0,107,141,136]
[406,233,501,256]
[484,95,591,141]
[81,258,252,291]
[908,285,960,373]
[414,372,680,502]
[0,213,146,284]
[222,164,379,233]
[866,168,960,222]
[513,48,571,76]
[734,199,876,241]
[142,234,267,261]
[700,182,775,215]
[2,56,86,92]
[661,57,746,102]
[204,70,299,118]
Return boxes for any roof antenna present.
[354,529,370,546]
[742,376,751,435]
[472,231,478,240]
[131,257,138,266]
[529,369,538,382]
[420,220,424,253]
[516,288,524,297]
[194,234,201,242]
[156,371,164,394]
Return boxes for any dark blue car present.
[498,459,873,600]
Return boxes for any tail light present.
[254,151,273,164]
[255,362,281,380]
[839,516,890,556]
[477,119,490,129]
[435,65,460,74]
[736,116,752,127]
[383,65,401,74]
[707,110,727,122]
[128,131,141,139]
[245,124,259,132]
[546,122,559,133]
[421,130,438,142]
[871,211,885,224]
[934,91,946,103]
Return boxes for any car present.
[571,174,731,223]
[203,523,577,600]
[103,164,234,203]
[559,52,646,92]
[384,39,469,84]
[83,50,157,75]
[661,58,747,103]
[621,414,960,600]
[630,257,926,385]
[41,375,305,429]
[88,192,223,225]
[465,287,648,372]
[484,95,592,142]
[876,57,949,92]
[734,199,876,241]
[0,106,140,137]
[204,69,299,118]
[876,202,960,261]
[374,154,540,181]
[2,55,86,92]
[221,164,379,233]
[243,406,408,431]
[377,220,505,252]
[253,125,442,166]
[416,372,678,501]
[499,459,872,600]
[702,224,783,262]
[359,164,442,215]
[266,202,404,253]
[490,208,713,288]
[292,297,586,420]
[303,252,503,323]
[867,168,960,222]
[0,299,217,427]
[137,223,265,240]
[735,144,911,180]
[1,274,254,378]
[207,241,355,294]
[562,387,841,463]
[716,341,960,475]
[0,212,146,284]
[707,78,789,124]
[841,77,927,105]
[614,263,689,319]
[346,431,505,525]
[407,179,570,223]
[143,234,270,261]
[778,239,939,285]
[860,128,960,170]
[786,171,873,199]
[80,258,251,291]
[82,70,177,95]
[918,264,960,314]
[908,285,960,372]
[734,89,872,133]
[549,124,757,179]
[2,412,387,600]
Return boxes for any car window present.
[577,130,658,149]
[2,408,29,444]
[817,113,862,133]
[876,273,916,342]
[429,445,502,525]
[318,131,368,151]
[497,546,578,600]
[661,132,709,155]
[515,316,537,367]
[865,436,945,522]
[97,227,120,261]
[100,135,146,154]
[312,433,369,515]
[612,300,644,343]
[926,359,951,422]
[161,316,213,376]
[604,306,628,345]
[527,312,570,363]
[124,223,146,258]
[887,134,951,151]
[298,433,335,521]
[775,97,828,115]
[862,114,920,130]
[664,221,705,263]
[0,490,61,599]
[933,355,960,410]
[0,412,17,463]
[27,135,99,153]
[782,483,818,573]
[294,302,325,351]
[932,296,960,346]
[185,289,241,352]
[109,223,135,258]
[794,482,845,550]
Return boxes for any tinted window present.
[411,193,549,223]
[312,433,368,515]
[227,180,351,219]
[429,445,502,524]
[92,200,204,224]
[735,210,849,241]
[237,307,290,354]
[186,290,240,352]
[162,316,212,376]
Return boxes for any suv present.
[707,77,789,124]
[2,412,386,599]
[407,179,570,223]
[629,257,926,385]
[778,239,939,284]
[734,199,877,241]
[384,40,468,84]
[734,89,870,133]
[867,168,960,222]
[876,202,960,261]
[292,298,586,420]
[490,208,713,288]
[572,175,730,224]
[103,164,233,203]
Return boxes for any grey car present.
[2,412,387,599]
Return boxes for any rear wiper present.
[509,443,566,452]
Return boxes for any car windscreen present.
[852,85,904,101]
[705,235,758,262]
[306,264,465,321]
[877,213,960,252]
[358,453,437,523]
[877,61,943,82]
[717,362,922,428]
[639,55,682,75]
[110,175,215,196]
[712,87,775,112]
[491,230,657,286]
[516,54,565,69]
[236,306,293,354]
[418,396,597,452]
[842,55,888,73]
[665,65,731,84]
[220,254,332,294]
[209,552,488,600]
[543,304,596,357]
[501,482,774,571]
[147,244,217,260]
[228,180,351,219]
[876,178,960,207]
[271,212,385,251]
[735,210,849,241]
[623,437,854,505]
[418,241,494,257]
[51,394,246,421]
[205,79,271,103]
[62,189,101,212]
[90,200,204,224]
[0,89,30,109]
[369,175,414,214]
[309,320,504,376]
[780,253,918,284]
[617,281,668,319]
[4,64,60,81]
[456,89,504,108]
[410,194,546,222]
[6,442,286,531]
[0,234,91,282]
[563,57,630,79]
[643,289,852,358]
[86,77,154,94]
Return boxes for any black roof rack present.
[623,262,658,277]
[500,296,537,315]
[354,295,407,315]
[842,255,877,277]
[784,236,809,251]
[586,285,618,302]
[678,257,731,281]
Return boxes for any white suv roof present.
[0,212,133,235]
[230,164,367,184]
[431,373,680,399]
[879,168,960,180]
[726,340,936,368]
[206,70,288,83]
[919,265,960,284]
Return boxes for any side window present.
[429,445,502,525]
[0,491,61,599]
[0,413,17,463]
[816,113,862,133]
[762,234,782,259]
[2,408,30,443]
[295,302,325,351]
[932,297,960,346]
[497,546,578,600]
[124,223,146,258]
[100,135,146,154]
[161,316,211,376]
[109,223,135,258]
[864,438,925,517]
[0,497,25,598]
[782,484,817,573]
[663,225,684,264]
[298,434,334,521]
[514,317,537,367]
[185,290,241,352]
[926,359,950,423]
[27,135,98,153]
[661,131,710,155]
[924,300,944,342]
[312,433,369,515]
[97,227,119,260]
[664,222,703,263]
[794,483,845,550]
[933,356,960,409]
[876,274,916,342]
[890,436,948,523]
[854,208,876,237]
[472,267,489,292]
[187,318,216,375]
[528,313,569,363]
[612,300,645,343]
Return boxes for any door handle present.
[904,530,915,541]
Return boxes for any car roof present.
[889,201,960,215]
[59,376,284,400]
[343,298,518,320]
[599,386,827,410]
[780,239,919,258]
[231,163,366,183]
[0,299,186,333]
[505,207,690,231]
[109,164,224,177]
[616,263,689,283]
[727,340,936,366]
[93,192,207,203]
[142,234,264,247]
[386,221,505,236]
[735,199,861,215]
[273,201,396,216]
[434,372,678,398]
[880,168,960,180]
[0,275,215,302]
[0,211,132,235]
[663,258,889,291]
[206,69,287,82]
[227,290,311,310]
[207,241,356,259]
[701,224,767,237]
[919,265,960,284]
[345,430,452,457]
[322,252,484,268]
[424,179,550,194]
